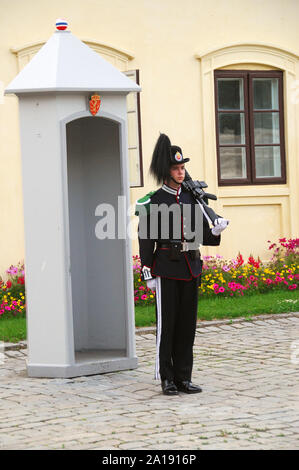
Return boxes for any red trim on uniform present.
[183,252,202,278]
[153,249,202,280]
[183,252,193,275]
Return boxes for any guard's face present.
[169,163,185,183]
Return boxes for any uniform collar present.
[162,183,182,196]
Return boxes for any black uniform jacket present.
[137,183,221,281]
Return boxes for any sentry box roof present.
[5,21,141,95]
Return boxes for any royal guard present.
[136,134,229,395]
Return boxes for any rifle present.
[181,170,221,225]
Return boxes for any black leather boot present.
[174,380,202,394]
[161,379,179,395]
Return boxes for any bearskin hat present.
[149,133,190,184]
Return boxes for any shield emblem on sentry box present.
[89,94,101,116]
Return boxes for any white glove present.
[211,218,229,236]
[146,278,156,291]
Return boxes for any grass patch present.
[0,313,26,343]
[134,305,157,327]
[1,289,298,342]
[135,289,299,327]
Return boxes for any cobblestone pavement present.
[1,314,299,450]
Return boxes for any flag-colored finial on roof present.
[55,19,68,31]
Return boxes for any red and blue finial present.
[55,19,68,31]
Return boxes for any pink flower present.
[213,283,219,289]
[6,266,18,276]
[141,294,147,300]
[288,284,297,290]
[218,287,225,293]
[222,265,231,272]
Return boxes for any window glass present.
[217,78,244,110]
[219,147,247,179]
[255,146,281,178]
[219,113,245,145]
[253,78,279,109]
[254,112,280,144]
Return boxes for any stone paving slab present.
[1,313,299,450]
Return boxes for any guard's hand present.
[211,218,229,236]
[146,278,156,291]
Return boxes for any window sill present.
[217,185,290,198]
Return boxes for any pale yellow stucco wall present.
[1,0,299,276]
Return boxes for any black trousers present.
[155,276,200,382]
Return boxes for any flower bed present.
[1,238,298,315]
[0,262,26,317]
[133,238,299,306]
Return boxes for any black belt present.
[157,241,200,258]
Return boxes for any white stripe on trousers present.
[155,276,162,380]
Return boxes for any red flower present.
[17,276,24,285]
[248,256,260,269]
[236,253,244,267]
[6,280,12,288]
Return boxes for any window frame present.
[214,69,286,186]
[124,69,144,188]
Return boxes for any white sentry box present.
[5,26,140,378]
